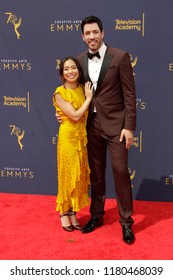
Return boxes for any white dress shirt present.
[88,42,107,112]
[88,42,107,90]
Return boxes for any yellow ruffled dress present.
[53,85,90,213]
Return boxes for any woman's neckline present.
[63,83,79,90]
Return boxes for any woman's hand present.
[55,111,62,123]
[85,81,93,101]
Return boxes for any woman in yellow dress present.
[53,56,93,232]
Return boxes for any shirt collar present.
[98,42,107,58]
[88,42,107,58]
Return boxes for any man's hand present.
[119,129,133,150]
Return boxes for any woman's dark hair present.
[59,56,84,84]
[81,16,103,34]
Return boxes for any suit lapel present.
[96,52,112,93]
[81,51,113,95]
[81,55,91,82]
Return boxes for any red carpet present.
[0,193,173,260]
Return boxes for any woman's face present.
[63,59,79,84]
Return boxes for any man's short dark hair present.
[81,16,103,33]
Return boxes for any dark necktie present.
[87,51,101,60]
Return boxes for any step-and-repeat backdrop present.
[0,0,173,201]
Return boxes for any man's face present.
[82,23,104,52]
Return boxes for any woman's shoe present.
[60,212,73,232]
[62,225,73,232]
[72,224,82,230]
[68,209,82,230]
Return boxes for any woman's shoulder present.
[54,85,75,103]
[54,85,69,99]
[54,85,64,94]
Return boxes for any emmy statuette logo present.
[9,125,25,150]
[129,168,136,189]
[130,54,138,77]
[6,12,22,39]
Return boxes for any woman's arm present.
[54,82,93,122]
